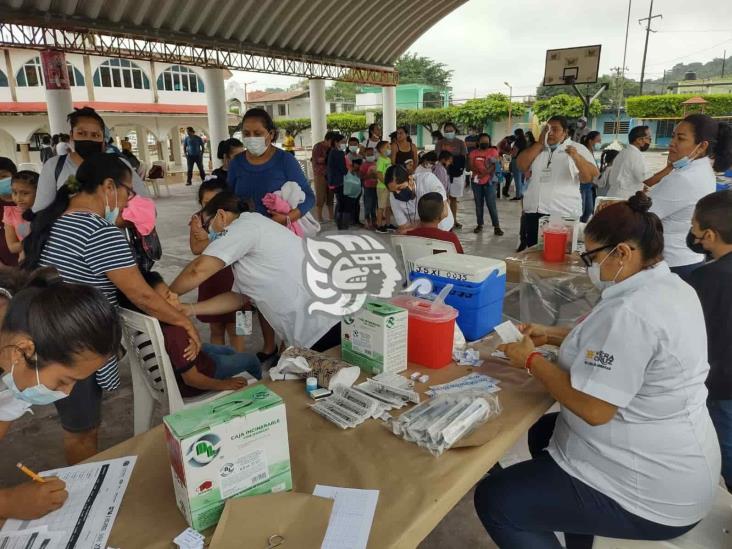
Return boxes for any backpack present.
[343,172,362,198]
[147,165,164,179]
[126,226,162,273]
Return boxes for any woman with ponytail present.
[646,114,732,280]
[475,192,720,547]
[22,153,200,465]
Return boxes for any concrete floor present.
[1,152,669,548]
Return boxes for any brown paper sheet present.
[99,335,553,548]
[209,492,333,549]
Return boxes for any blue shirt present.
[184,135,204,157]
[229,148,315,217]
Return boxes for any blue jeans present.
[472,182,499,227]
[202,343,262,380]
[474,413,697,548]
[363,187,377,223]
[708,400,732,490]
[511,158,524,198]
[580,183,595,222]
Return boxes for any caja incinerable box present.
[163,386,292,531]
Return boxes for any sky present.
[232,0,732,101]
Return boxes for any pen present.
[16,462,45,483]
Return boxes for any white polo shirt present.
[522,138,595,218]
[649,158,716,267]
[204,213,338,348]
[606,144,648,199]
[548,262,720,527]
[389,171,454,231]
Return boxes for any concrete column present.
[309,78,327,146]
[136,126,150,165]
[203,68,228,169]
[82,55,95,102]
[382,86,397,137]
[159,137,170,165]
[41,50,74,135]
[170,127,183,167]
[18,143,30,163]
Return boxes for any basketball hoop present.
[543,45,601,87]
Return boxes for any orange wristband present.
[525,351,541,376]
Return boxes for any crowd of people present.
[1,103,732,549]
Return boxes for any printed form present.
[313,485,379,549]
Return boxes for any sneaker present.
[494,227,504,236]
[376,226,388,234]
[256,350,280,368]
[387,224,398,231]
[185,182,192,186]
[454,222,463,230]
[473,225,483,234]
[511,196,522,201]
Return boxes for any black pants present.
[474,413,698,548]
[502,171,513,197]
[186,154,205,183]
[335,187,356,230]
[520,212,549,250]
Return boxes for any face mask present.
[349,146,358,153]
[639,143,650,152]
[586,246,624,291]
[365,155,375,162]
[244,136,268,157]
[208,227,222,241]
[444,132,456,140]
[104,189,119,225]
[672,144,700,170]
[686,230,706,254]
[0,177,11,196]
[384,148,392,156]
[3,361,68,406]
[339,143,347,152]
[393,187,415,202]
[593,143,599,150]
[73,139,103,159]
[479,143,490,150]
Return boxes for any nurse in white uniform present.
[474,193,720,548]
[0,274,120,521]
[645,114,730,280]
[387,163,454,232]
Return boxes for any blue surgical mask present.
[349,146,358,153]
[208,227,222,241]
[444,131,456,140]
[104,190,119,225]
[672,145,700,170]
[0,177,11,196]
[3,362,68,406]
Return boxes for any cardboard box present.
[163,386,292,531]
[341,300,407,375]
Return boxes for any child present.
[4,170,37,256]
[189,179,247,353]
[375,140,393,233]
[688,190,732,491]
[596,149,620,197]
[339,158,362,230]
[406,192,464,253]
[360,147,378,229]
[143,271,261,397]
[433,150,453,195]
[346,136,361,166]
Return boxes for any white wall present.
[356,92,382,110]
[8,49,88,102]
[87,55,155,103]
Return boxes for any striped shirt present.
[39,211,136,390]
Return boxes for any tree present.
[326,81,358,102]
[532,94,602,122]
[454,94,526,128]
[395,53,453,88]
[626,94,732,118]
[288,79,309,91]
[276,117,311,137]
[326,113,367,135]
[536,75,641,107]
[398,107,459,132]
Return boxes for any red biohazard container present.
[543,227,569,263]
[391,295,458,369]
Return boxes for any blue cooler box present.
[411,255,506,341]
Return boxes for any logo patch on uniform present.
[584,350,614,370]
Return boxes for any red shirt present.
[360,161,378,188]
[405,227,464,254]
[310,141,329,177]
[469,148,498,185]
[161,324,217,397]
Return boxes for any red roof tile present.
[0,102,209,114]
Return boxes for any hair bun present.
[628,191,652,213]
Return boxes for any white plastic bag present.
[299,212,321,238]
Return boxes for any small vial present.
[410,372,422,381]
[418,374,430,384]
[306,377,318,394]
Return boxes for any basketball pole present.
[638,0,662,95]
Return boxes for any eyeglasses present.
[120,183,136,199]
[579,244,634,267]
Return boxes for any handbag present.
[127,226,162,272]
[298,213,321,238]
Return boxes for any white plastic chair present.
[144,160,170,198]
[593,485,732,548]
[390,235,458,280]
[119,308,256,435]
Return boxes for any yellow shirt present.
[283,135,295,151]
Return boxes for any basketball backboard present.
[543,45,602,86]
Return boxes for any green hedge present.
[626,94,732,118]
[532,94,602,122]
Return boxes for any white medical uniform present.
[649,158,716,267]
[548,262,720,526]
[523,138,596,218]
[389,171,454,231]
[204,213,338,348]
[606,144,648,199]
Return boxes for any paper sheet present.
[0,527,66,549]
[2,457,136,549]
[313,485,379,549]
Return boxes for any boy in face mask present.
[688,190,732,491]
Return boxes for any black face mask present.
[73,140,104,159]
[479,143,490,150]
[686,230,706,255]
[639,143,650,152]
[393,187,415,202]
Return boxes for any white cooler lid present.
[412,254,506,283]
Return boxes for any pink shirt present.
[3,206,30,240]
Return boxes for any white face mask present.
[244,136,268,157]
[586,246,624,291]
[444,131,456,140]
[3,361,68,406]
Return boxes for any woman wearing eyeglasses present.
[21,153,200,466]
[474,192,720,548]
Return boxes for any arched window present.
[93,59,150,90]
[0,69,7,87]
[156,65,205,93]
[15,57,85,87]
